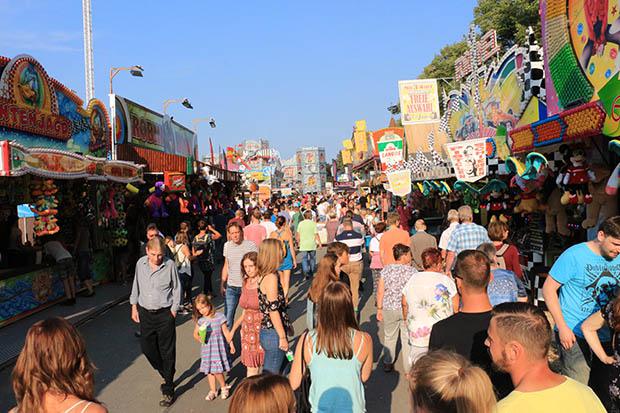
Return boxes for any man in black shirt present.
[428,249,513,398]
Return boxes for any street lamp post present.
[192,117,216,164]
[163,98,193,114]
[108,65,143,160]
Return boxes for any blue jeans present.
[301,250,317,276]
[224,286,242,329]
[260,328,285,374]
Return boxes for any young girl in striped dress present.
[193,294,235,400]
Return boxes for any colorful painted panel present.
[0,266,65,325]
[0,55,110,157]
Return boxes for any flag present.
[209,138,215,165]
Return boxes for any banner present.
[342,139,353,150]
[353,131,368,153]
[355,119,367,132]
[445,137,487,182]
[386,170,412,196]
[398,79,441,125]
[341,149,352,165]
[377,135,403,168]
[372,127,404,157]
[116,95,197,158]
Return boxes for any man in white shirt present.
[438,209,459,259]
[260,211,278,237]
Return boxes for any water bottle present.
[286,350,294,362]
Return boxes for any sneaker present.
[221,385,231,400]
[179,308,190,316]
[159,394,174,407]
[205,390,218,401]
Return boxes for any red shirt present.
[494,242,523,279]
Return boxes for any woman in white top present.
[401,247,458,367]
[10,317,107,413]
[368,222,387,304]
[174,231,194,314]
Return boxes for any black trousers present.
[139,306,176,395]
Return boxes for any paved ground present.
[0,249,411,412]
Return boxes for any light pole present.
[82,0,95,102]
[108,65,143,160]
[192,117,216,163]
[163,98,193,114]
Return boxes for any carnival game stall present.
[0,54,144,327]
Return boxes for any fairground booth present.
[0,54,144,326]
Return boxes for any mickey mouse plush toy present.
[556,144,594,205]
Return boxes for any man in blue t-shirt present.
[543,216,620,409]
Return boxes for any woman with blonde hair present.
[290,281,373,412]
[174,231,194,314]
[258,238,291,374]
[228,373,296,413]
[11,317,107,413]
[408,350,496,413]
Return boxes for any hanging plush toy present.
[582,165,617,229]
[511,173,547,215]
[606,140,620,195]
[557,144,594,205]
[145,181,168,219]
[480,179,509,221]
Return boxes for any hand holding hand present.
[229,342,236,355]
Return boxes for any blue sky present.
[0,0,477,161]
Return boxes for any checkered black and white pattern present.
[415,148,433,171]
[428,131,445,165]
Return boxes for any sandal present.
[220,385,231,400]
[205,390,218,401]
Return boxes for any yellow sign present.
[354,131,368,153]
[341,149,352,165]
[342,139,353,150]
[398,79,441,125]
[387,170,412,196]
[355,119,367,132]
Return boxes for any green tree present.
[419,40,468,81]
[473,0,540,47]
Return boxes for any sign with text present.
[377,134,404,169]
[445,137,487,182]
[398,79,441,125]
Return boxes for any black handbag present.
[296,331,312,413]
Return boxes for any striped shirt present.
[446,223,491,254]
[336,230,364,262]
[223,240,258,287]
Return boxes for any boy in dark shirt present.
[429,249,513,398]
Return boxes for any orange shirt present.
[379,227,410,265]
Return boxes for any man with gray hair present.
[445,205,490,274]
[439,209,459,259]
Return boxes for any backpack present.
[495,244,510,270]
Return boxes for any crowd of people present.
[8,191,620,413]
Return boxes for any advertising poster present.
[445,137,487,182]
[386,170,412,197]
[398,79,441,125]
[342,139,353,150]
[377,135,403,168]
[355,119,367,131]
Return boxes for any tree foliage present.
[473,0,540,47]
[419,40,468,80]
[419,0,541,80]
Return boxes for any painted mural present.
[0,54,110,157]
[439,28,548,163]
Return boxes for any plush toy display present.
[606,140,620,195]
[480,179,509,221]
[30,179,60,236]
[511,173,547,215]
[582,165,617,229]
[145,181,168,219]
[557,144,594,205]
[545,187,570,236]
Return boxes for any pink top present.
[243,224,267,247]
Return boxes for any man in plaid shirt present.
[445,205,490,275]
